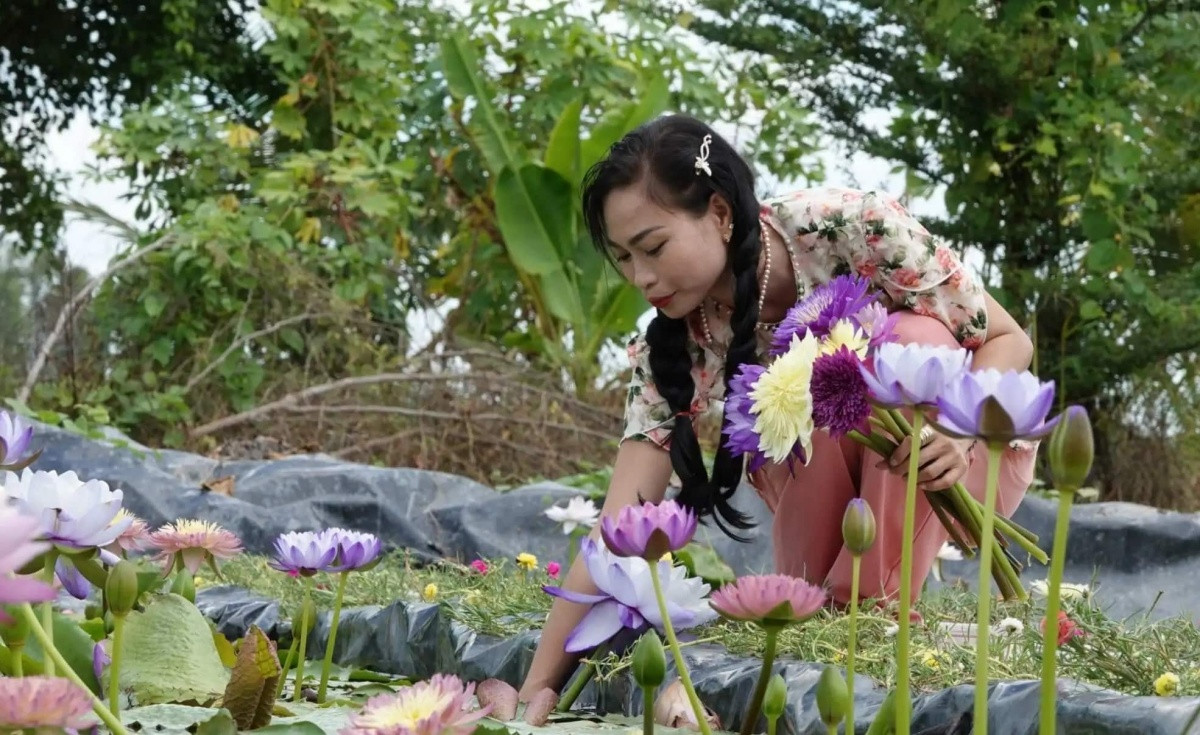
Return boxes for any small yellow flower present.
[1154,672,1180,697]
[422,583,438,601]
[920,650,941,669]
[832,650,846,663]
[516,552,538,571]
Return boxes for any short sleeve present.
[621,332,724,449]
[849,191,989,350]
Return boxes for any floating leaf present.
[675,543,736,587]
[119,593,231,706]
[223,625,282,730]
[121,704,237,735]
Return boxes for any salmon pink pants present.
[747,312,1038,606]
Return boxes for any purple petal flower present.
[319,528,383,572]
[92,642,110,683]
[55,557,91,600]
[544,537,715,653]
[934,368,1060,442]
[0,411,35,469]
[599,500,697,560]
[0,507,55,623]
[2,469,131,551]
[859,342,973,408]
[268,531,338,577]
[722,364,771,472]
[770,275,877,357]
[811,347,872,438]
[853,302,900,347]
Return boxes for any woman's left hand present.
[878,431,974,492]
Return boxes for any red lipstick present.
[648,293,674,309]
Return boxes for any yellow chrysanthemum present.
[515,552,538,571]
[821,319,869,358]
[422,583,438,601]
[750,332,818,463]
[1154,672,1180,696]
[920,650,942,669]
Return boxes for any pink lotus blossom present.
[340,674,491,735]
[469,559,489,574]
[546,561,561,579]
[0,507,55,623]
[149,519,243,575]
[710,574,828,627]
[0,676,96,730]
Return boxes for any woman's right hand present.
[517,440,674,701]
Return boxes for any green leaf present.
[538,269,586,325]
[121,704,237,735]
[674,543,736,587]
[119,593,232,706]
[271,103,307,141]
[23,612,103,694]
[493,164,575,275]
[280,328,305,353]
[1079,300,1104,321]
[440,34,523,173]
[1033,137,1058,157]
[222,625,281,730]
[1084,240,1121,274]
[580,74,670,174]
[144,292,167,318]
[544,98,583,187]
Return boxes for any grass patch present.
[210,552,1200,699]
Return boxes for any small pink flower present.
[149,519,242,575]
[710,574,828,627]
[546,562,561,579]
[891,267,923,288]
[935,247,957,271]
[469,559,489,574]
[0,676,95,730]
[106,509,151,553]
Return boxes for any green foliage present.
[117,593,232,706]
[683,0,1200,501]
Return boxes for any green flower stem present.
[827,723,837,735]
[767,714,778,735]
[974,443,1005,735]
[11,644,23,677]
[17,603,133,735]
[647,561,711,735]
[643,685,654,735]
[276,638,298,700]
[740,626,780,735]
[874,407,905,439]
[846,553,861,735]
[293,577,313,703]
[109,613,127,716]
[894,410,923,735]
[556,640,610,713]
[317,571,349,703]
[41,550,57,677]
[926,494,974,553]
[1039,486,1075,735]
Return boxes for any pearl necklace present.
[699,216,795,350]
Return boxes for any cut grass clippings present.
[212,551,1200,700]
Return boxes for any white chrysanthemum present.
[1030,579,1091,602]
[994,617,1025,636]
[821,319,869,358]
[543,496,600,534]
[750,332,819,463]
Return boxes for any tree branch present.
[18,233,174,404]
[184,311,336,392]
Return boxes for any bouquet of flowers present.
[723,275,1046,599]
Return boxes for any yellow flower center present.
[359,688,453,729]
[750,333,818,463]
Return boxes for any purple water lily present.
[770,275,877,356]
[268,531,338,577]
[543,537,716,652]
[599,499,697,560]
[0,411,35,470]
[859,342,973,408]
[55,557,91,600]
[852,302,899,347]
[320,528,383,572]
[811,347,873,438]
[934,368,1060,443]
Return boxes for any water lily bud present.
[0,606,29,647]
[105,560,140,616]
[171,569,196,603]
[761,673,788,720]
[816,665,849,727]
[841,498,877,555]
[631,631,666,688]
[1047,405,1093,492]
[865,688,897,735]
[292,596,317,635]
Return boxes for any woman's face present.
[602,184,731,319]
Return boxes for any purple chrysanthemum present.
[770,275,876,356]
[811,347,872,438]
[722,364,770,473]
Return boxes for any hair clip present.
[694,134,713,176]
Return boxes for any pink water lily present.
[340,674,491,735]
[0,676,95,730]
[0,507,55,623]
[710,574,828,627]
[600,499,697,560]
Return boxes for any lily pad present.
[119,593,231,705]
[121,704,237,735]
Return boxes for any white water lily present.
[543,496,600,534]
[1030,579,1092,602]
[937,542,964,561]
[2,469,130,550]
[993,617,1025,636]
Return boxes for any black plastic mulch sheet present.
[27,421,1200,621]
[196,585,1200,735]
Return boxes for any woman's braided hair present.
[580,114,762,541]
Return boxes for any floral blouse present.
[623,187,989,448]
